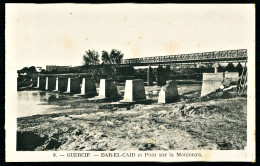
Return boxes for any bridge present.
[121,49,247,66]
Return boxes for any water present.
[17,91,59,118]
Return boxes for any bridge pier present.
[39,77,46,91]
[212,63,219,73]
[47,77,56,91]
[158,80,179,103]
[98,79,118,98]
[64,78,71,93]
[70,78,81,94]
[53,77,59,92]
[64,78,81,94]
[147,66,153,86]
[156,65,170,86]
[58,77,68,93]
[45,77,49,90]
[223,72,239,87]
[33,76,40,88]
[165,65,171,80]
[157,65,166,86]
[201,73,224,97]
[80,78,97,97]
[120,79,146,102]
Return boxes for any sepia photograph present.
[5,3,255,162]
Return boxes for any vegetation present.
[82,49,125,78]
[101,49,124,65]
[83,50,100,66]
[17,66,37,74]
[82,49,124,66]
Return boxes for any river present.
[17,91,60,118]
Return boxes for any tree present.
[83,50,100,66]
[28,66,36,73]
[101,51,111,64]
[100,49,124,78]
[41,69,46,74]
[110,49,124,64]
[18,67,29,73]
[101,49,124,65]
[18,66,37,74]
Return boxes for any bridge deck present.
[122,49,247,66]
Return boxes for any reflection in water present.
[17,91,57,118]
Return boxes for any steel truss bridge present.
[121,49,247,67]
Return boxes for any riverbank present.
[17,84,247,151]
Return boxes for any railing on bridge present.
[122,49,247,64]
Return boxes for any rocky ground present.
[17,84,247,151]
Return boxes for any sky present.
[6,4,255,70]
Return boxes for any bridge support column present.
[201,73,224,97]
[165,65,171,80]
[39,77,46,91]
[157,65,166,86]
[47,77,56,91]
[33,76,40,88]
[80,78,97,97]
[58,77,68,93]
[70,78,81,94]
[45,77,48,90]
[223,72,239,87]
[64,78,81,94]
[214,67,218,73]
[53,77,59,92]
[147,66,153,86]
[64,78,71,93]
[120,79,146,102]
[99,79,118,98]
[212,63,219,73]
[158,80,179,103]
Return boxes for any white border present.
[5,3,255,162]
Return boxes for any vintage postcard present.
[5,3,255,162]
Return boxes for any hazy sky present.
[6,4,255,70]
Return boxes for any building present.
[46,65,71,72]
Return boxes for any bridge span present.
[121,49,247,66]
